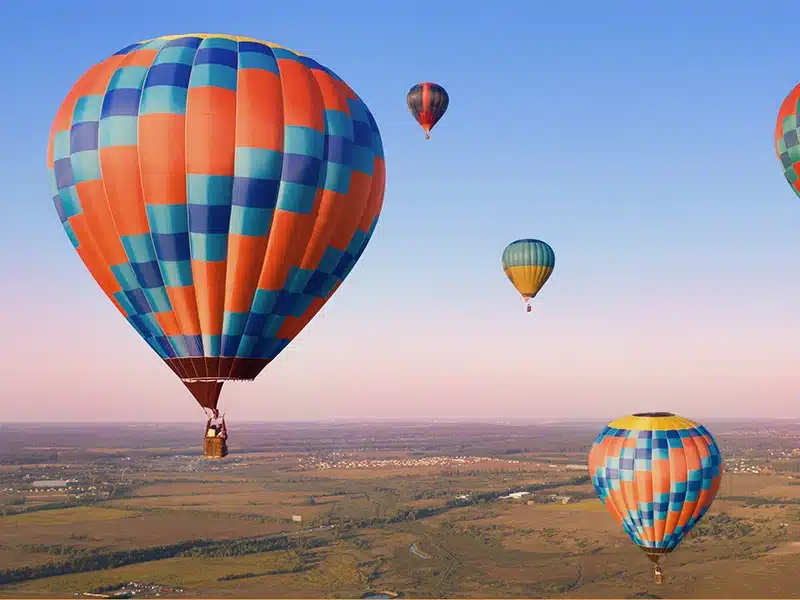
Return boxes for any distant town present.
[295,453,521,470]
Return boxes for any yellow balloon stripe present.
[608,413,700,431]
[504,265,554,299]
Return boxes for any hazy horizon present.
[3,412,799,425]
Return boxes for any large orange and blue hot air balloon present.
[406,82,448,140]
[501,239,555,312]
[588,412,723,584]
[775,83,800,198]
[47,34,386,418]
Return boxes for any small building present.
[508,491,530,499]
[32,480,68,488]
[292,515,303,523]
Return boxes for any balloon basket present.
[526,305,532,313]
[643,550,666,585]
[203,436,228,459]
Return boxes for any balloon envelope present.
[47,34,386,411]
[407,82,449,138]
[775,83,800,199]
[588,412,723,560]
[501,239,555,302]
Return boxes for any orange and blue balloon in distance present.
[406,82,448,139]
[47,33,386,411]
[588,413,723,562]
[501,239,555,311]
[775,82,800,199]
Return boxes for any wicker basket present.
[203,436,228,459]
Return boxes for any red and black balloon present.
[407,82,449,140]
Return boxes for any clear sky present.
[2,1,799,422]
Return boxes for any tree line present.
[0,534,327,585]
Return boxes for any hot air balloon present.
[501,239,555,312]
[47,34,386,456]
[588,412,723,584]
[775,83,800,199]
[407,82,448,139]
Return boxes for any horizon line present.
[2,416,798,425]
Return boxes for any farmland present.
[0,419,798,598]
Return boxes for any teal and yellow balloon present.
[501,239,555,312]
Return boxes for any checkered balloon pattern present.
[776,83,800,199]
[588,413,723,554]
[47,34,386,409]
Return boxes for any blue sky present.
[2,1,799,421]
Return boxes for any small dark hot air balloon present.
[47,33,386,457]
[588,412,723,584]
[407,82,449,139]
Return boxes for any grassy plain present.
[0,420,798,598]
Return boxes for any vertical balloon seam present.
[263,51,330,365]
[156,36,205,383]
[225,41,284,381]
[296,70,354,324]
[133,38,195,381]
[217,37,242,382]
[335,87,385,292]
[148,36,205,382]
[49,65,148,372]
[136,40,197,380]
[431,84,448,128]
[187,37,215,380]
[237,48,327,370]
[133,41,191,376]
[293,81,378,338]
[673,432,697,547]
[619,434,644,546]
[422,83,430,131]
[675,432,700,547]
[96,43,192,379]
[134,40,186,378]
[133,38,185,380]
[407,84,424,127]
[687,430,717,530]
[659,437,674,546]
[641,437,659,548]
[430,83,443,128]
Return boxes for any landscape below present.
[0,420,798,599]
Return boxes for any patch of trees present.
[0,539,214,585]
[691,512,754,539]
[0,533,328,585]
[1,500,82,517]
[723,496,800,507]
[412,490,451,501]
[182,535,326,558]
[217,566,305,581]
[16,544,87,557]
